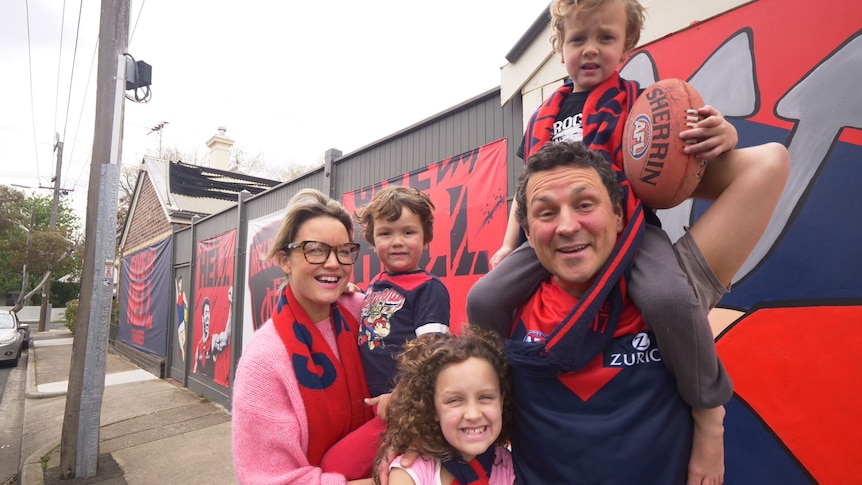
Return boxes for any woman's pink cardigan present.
[232,293,364,485]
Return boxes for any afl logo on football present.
[628,114,652,160]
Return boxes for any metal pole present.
[59,0,129,478]
[39,138,64,331]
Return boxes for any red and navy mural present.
[118,237,172,357]
[242,209,286,350]
[342,139,509,332]
[617,1,861,482]
[192,229,236,388]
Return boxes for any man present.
[193,287,232,378]
[381,137,787,484]
[493,140,787,484]
[176,275,188,361]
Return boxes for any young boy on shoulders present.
[467,0,790,483]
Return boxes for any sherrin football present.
[622,78,708,209]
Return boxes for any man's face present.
[524,165,623,297]
[202,302,210,340]
[177,277,182,293]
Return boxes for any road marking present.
[32,338,74,347]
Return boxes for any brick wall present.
[122,174,173,255]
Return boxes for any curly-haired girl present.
[374,326,515,485]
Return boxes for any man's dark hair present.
[515,141,623,229]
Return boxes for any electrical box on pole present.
[125,58,151,90]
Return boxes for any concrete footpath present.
[20,328,236,484]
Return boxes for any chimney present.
[205,126,234,171]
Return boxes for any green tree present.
[0,185,83,306]
[0,186,28,300]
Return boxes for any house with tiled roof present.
[119,127,280,256]
[115,128,279,375]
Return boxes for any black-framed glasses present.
[286,240,360,265]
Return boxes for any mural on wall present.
[342,139,509,332]
[617,1,861,482]
[239,140,508,344]
[242,209,287,352]
[117,237,171,357]
[192,229,236,388]
[173,269,190,367]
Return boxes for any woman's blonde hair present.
[264,188,354,263]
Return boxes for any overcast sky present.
[0,0,550,219]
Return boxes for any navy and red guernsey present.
[509,280,692,485]
[358,270,450,396]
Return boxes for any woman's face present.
[277,215,353,322]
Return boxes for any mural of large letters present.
[342,139,509,332]
[242,210,287,352]
[193,230,236,388]
[118,237,172,357]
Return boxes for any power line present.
[61,0,86,147]
[25,0,42,178]
[67,40,99,192]
[53,0,67,142]
[129,0,146,46]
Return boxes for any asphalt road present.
[0,350,27,485]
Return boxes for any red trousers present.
[320,415,386,479]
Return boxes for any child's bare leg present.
[688,406,726,485]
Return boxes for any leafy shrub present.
[65,299,78,333]
[62,298,119,337]
[51,282,81,307]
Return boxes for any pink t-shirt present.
[390,447,515,485]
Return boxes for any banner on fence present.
[192,229,236,388]
[118,237,172,356]
[342,139,509,331]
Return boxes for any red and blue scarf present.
[442,447,496,485]
[272,285,373,466]
[507,72,645,373]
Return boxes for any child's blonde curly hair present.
[549,0,647,54]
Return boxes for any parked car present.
[19,320,30,349]
[0,311,24,366]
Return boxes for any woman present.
[232,188,374,484]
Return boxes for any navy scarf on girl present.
[441,447,496,485]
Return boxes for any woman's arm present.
[232,325,349,485]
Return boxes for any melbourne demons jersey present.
[510,280,692,484]
[358,270,450,396]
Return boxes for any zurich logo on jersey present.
[606,332,663,367]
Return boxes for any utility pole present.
[38,134,63,332]
[147,120,169,157]
[59,0,129,478]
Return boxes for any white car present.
[0,311,24,367]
